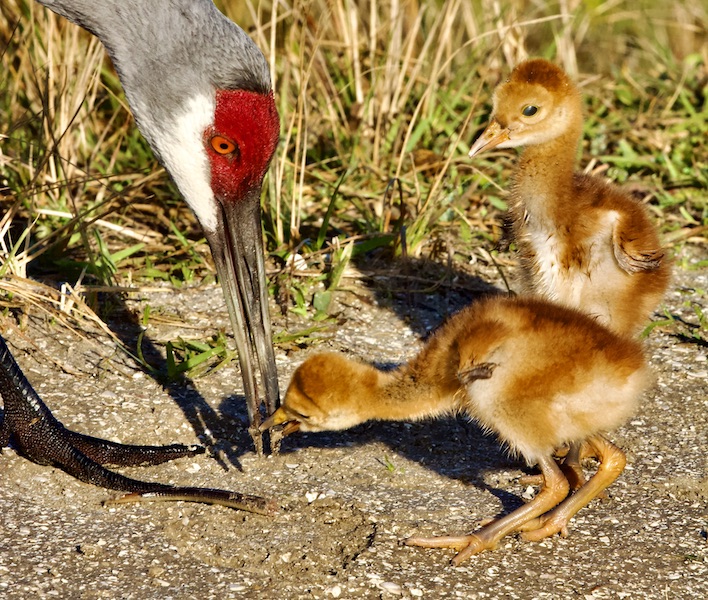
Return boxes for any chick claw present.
[404,533,492,566]
[517,514,570,541]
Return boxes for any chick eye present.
[210,135,238,155]
[522,105,539,117]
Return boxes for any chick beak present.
[468,119,510,158]
[204,187,280,456]
[259,407,301,436]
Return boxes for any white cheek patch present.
[154,94,218,232]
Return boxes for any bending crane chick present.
[262,295,650,565]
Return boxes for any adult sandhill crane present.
[1,0,280,506]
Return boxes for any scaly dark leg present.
[0,335,275,515]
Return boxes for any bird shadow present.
[222,251,526,508]
[274,416,528,516]
[350,251,504,339]
[219,251,518,480]
[102,302,249,471]
[13,240,510,480]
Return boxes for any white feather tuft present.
[154,94,218,232]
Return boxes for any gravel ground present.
[0,252,706,599]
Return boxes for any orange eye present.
[210,135,237,155]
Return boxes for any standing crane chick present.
[468,59,670,337]
[261,295,650,564]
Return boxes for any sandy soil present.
[0,253,706,599]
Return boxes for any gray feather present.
[36,0,271,154]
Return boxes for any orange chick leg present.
[561,441,592,489]
[520,441,596,490]
[519,434,626,541]
[404,455,570,565]
[560,441,609,499]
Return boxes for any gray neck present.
[36,0,271,153]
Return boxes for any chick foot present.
[404,533,496,566]
[519,434,626,542]
[405,455,570,564]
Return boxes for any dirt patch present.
[160,497,375,574]
[1,256,706,599]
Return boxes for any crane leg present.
[405,454,570,565]
[518,435,626,541]
[0,336,274,514]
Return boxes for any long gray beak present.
[204,189,279,455]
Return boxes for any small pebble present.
[148,566,165,578]
[521,486,536,500]
[378,581,402,595]
[286,253,308,271]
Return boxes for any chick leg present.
[519,442,596,490]
[561,441,590,489]
[405,454,570,565]
[519,435,626,541]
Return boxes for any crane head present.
[182,87,280,448]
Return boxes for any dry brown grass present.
[0,0,705,335]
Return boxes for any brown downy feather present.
[264,295,649,460]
